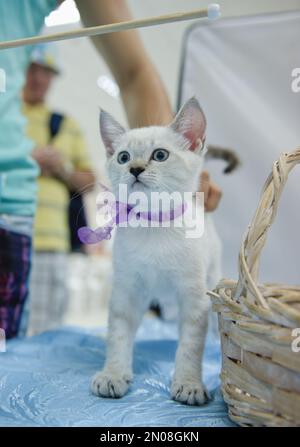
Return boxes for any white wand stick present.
[0,4,220,50]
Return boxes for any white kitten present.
[91,97,221,405]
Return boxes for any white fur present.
[91,98,221,405]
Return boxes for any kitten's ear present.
[170,97,206,152]
[99,109,125,157]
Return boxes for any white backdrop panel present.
[178,11,300,284]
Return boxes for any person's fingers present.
[199,170,210,203]
[199,170,223,212]
[44,150,63,171]
[205,181,222,212]
[32,151,47,165]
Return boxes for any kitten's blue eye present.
[117,151,130,164]
[152,148,169,162]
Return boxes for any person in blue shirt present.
[0,0,222,338]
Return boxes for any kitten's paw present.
[91,370,132,398]
[170,380,210,406]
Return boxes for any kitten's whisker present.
[69,180,102,202]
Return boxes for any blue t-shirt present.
[0,0,56,216]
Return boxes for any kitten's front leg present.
[91,280,144,399]
[171,282,210,406]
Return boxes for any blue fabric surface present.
[0,319,235,427]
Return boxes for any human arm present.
[75,0,172,127]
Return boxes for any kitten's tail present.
[206,145,240,174]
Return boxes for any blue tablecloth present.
[0,319,235,427]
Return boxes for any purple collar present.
[78,198,187,245]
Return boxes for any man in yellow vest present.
[22,43,95,335]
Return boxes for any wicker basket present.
[209,148,300,427]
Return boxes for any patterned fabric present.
[26,252,68,336]
[0,227,32,339]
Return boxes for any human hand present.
[31,147,52,176]
[199,171,222,212]
[42,147,66,176]
[32,146,68,178]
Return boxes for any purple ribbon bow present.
[78,188,187,245]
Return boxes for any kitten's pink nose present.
[130,167,145,178]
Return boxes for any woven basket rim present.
[210,148,300,427]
